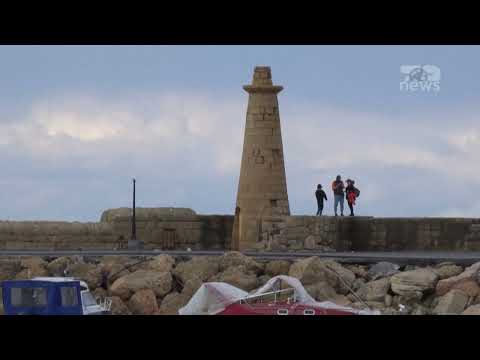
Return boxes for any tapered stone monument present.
[232,66,290,251]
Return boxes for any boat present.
[1,277,112,315]
[179,275,380,315]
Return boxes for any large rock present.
[433,264,464,280]
[346,265,369,279]
[218,252,264,275]
[0,259,21,281]
[289,257,355,294]
[390,268,439,299]
[128,289,159,315]
[110,296,131,315]
[105,263,130,284]
[210,265,258,292]
[433,289,469,315]
[265,260,291,277]
[181,277,203,298]
[436,262,480,297]
[462,304,480,315]
[109,270,172,300]
[331,295,352,307]
[173,257,219,284]
[19,257,48,277]
[145,255,175,273]
[356,277,390,302]
[68,262,103,289]
[367,262,400,281]
[158,292,190,315]
[305,281,338,301]
[47,256,75,276]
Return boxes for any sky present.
[1,45,480,221]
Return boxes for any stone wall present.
[255,216,480,252]
[0,209,479,252]
[0,208,234,250]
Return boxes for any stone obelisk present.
[232,66,290,251]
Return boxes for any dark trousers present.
[348,201,354,216]
[316,200,324,216]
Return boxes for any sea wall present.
[0,208,234,250]
[257,216,480,252]
[0,208,479,251]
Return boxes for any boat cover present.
[179,275,380,315]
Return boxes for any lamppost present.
[128,178,144,250]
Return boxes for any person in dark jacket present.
[332,175,345,216]
[315,184,328,216]
[345,179,360,216]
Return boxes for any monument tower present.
[232,66,290,251]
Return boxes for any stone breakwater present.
[0,252,480,315]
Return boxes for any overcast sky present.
[1,45,480,221]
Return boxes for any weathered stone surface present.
[218,252,264,275]
[436,262,480,297]
[181,277,204,298]
[158,292,189,315]
[110,270,172,300]
[0,259,21,281]
[128,255,176,273]
[346,265,368,279]
[101,207,196,222]
[105,263,130,284]
[433,264,464,280]
[352,278,366,291]
[462,304,480,315]
[289,257,355,294]
[331,295,351,307]
[128,289,159,315]
[47,256,74,276]
[173,257,219,284]
[368,262,400,281]
[110,296,131,315]
[265,260,290,276]
[68,262,103,289]
[390,268,439,299]
[305,281,337,301]
[303,235,318,250]
[433,289,469,315]
[210,265,258,291]
[20,257,48,274]
[356,278,390,302]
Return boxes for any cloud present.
[1,92,480,220]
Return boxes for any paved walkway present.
[0,250,479,265]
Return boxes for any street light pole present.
[128,178,143,250]
[132,178,136,241]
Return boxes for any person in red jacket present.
[345,179,360,216]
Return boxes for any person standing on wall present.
[345,179,360,216]
[332,175,345,216]
[315,184,327,216]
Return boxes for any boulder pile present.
[0,253,480,315]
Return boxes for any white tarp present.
[178,282,248,315]
[179,275,380,315]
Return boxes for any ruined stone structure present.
[232,66,290,251]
